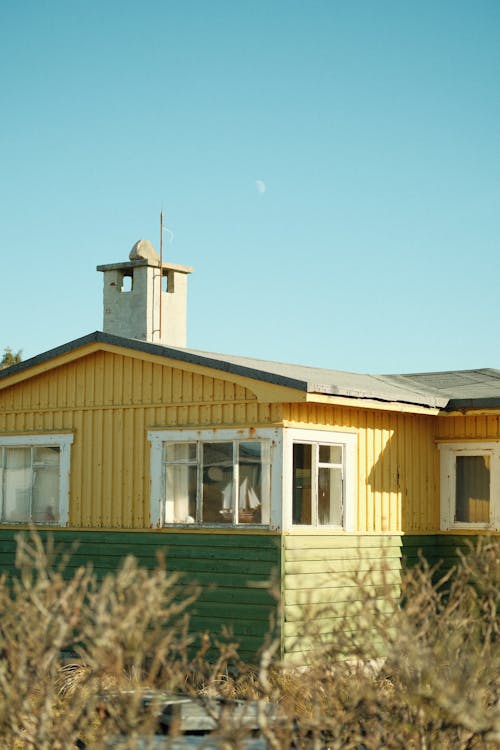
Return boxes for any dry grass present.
[0,533,498,749]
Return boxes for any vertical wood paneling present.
[112,409,123,526]
[182,371,193,402]
[71,410,83,525]
[0,349,475,532]
[213,378,224,402]
[358,410,368,532]
[40,375,49,408]
[22,412,31,432]
[437,413,500,441]
[151,363,162,403]
[142,361,153,403]
[94,352,104,405]
[93,409,104,525]
[210,403,221,424]
[82,409,93,526]
[102,409,113,527]
[487,415,498,438]
[132,408,145,527]
[202,375,213,402]
[84,356,95,407]
[284,406,438,533]
[132,359,143,404]
[193,373,203,402]
[122,408,134,527]
[172,369,183,402]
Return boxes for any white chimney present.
[97,240,193,347]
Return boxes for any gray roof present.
[1,331,499,410]
[383,369,500,410]
[181,347,448,408]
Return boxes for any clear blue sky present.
[1,1,499,374]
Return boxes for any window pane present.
[2,448,31,522]
[293,443,312,524]
[160,437,272,527]
[32,447,60,523]
[456,455,490,523]
[318,466,343,526]
[238,441,269,524]
[164,442,196,463]
[202,442,233,523]
[319,445,342,465]
[165,464,197,523]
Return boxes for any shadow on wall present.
[366,429,439,534]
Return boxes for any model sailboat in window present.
[220,477,261,522]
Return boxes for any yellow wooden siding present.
[0,352,283,528]
[0,349,446,532]
[283,403,439,533]
[437,413,500,441]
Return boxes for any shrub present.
[0,533,498,749]
[257,537,500,749]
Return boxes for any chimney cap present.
[129,239,159,262]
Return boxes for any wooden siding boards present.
[0,346,448,535]
[284,404,438,534]
[281,532,500,664]
[5,345,500,663]
[4,348,500,539]
[437,412,500,440]
[281,533,403,665]
[0,351,282,529]
[0,529,280,661]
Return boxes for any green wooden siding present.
[400,533,445,569]
[402,533,500,574]
[2,529,494,665]
[0,529,281,661]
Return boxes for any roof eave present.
[445,397,500,411]
[307,382,449,410]
[0,331,451,410]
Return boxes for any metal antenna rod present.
[159,210,163,340]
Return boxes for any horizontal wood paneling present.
[282,533,403,665]
[0,529,280,661]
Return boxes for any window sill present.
[0,521,63,526]
[442,522,496,531]
[162,523,271,530]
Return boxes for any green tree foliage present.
[0,346,22,369]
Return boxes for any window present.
[285,429,357,530]
[439,442,500,530]
[149,429,279,526]
[0,434,73,525]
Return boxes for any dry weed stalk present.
[0,531,202,749]
[0,533,498,750]
[250,537,499,750]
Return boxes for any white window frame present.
[148,428,282,529]
[0,433,73,526]
[282,428,357,531]
[439,441,500,530]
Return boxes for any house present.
[1,240,499,664]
